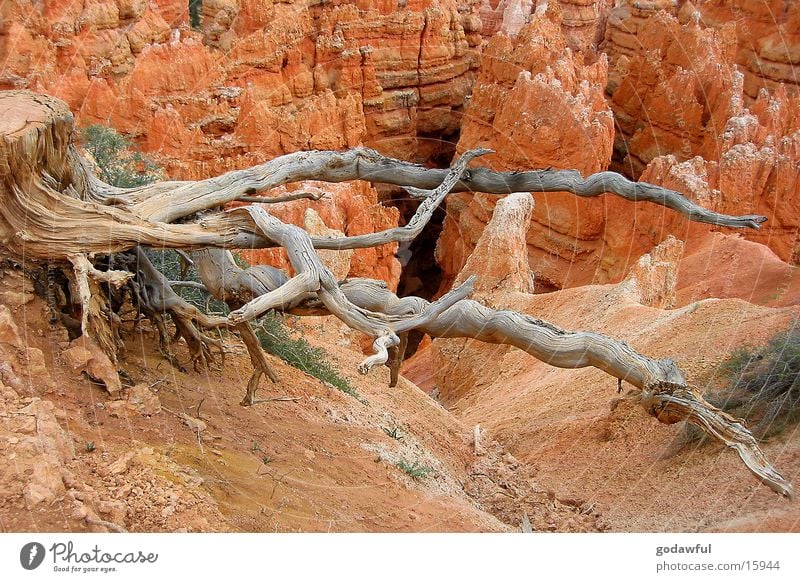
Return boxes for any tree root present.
[236,322,279,406]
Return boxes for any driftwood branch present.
[228,201,476,373]
[0,92,765,262]
[234,191,326,204]
[127,148,766,230]
[169,280,209,291]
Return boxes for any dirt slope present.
[0,268,600,533]
[405,278,800,532]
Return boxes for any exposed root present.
[388,332,409,388]
[67,253,133,362]
[236,322,279,407]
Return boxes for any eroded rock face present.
[690,0,800,100]
[454,191,536,298]
[0,395,75,508]
[1,0,481,283]
[602,0,679,87]
[607,10,739,176]
[602,9,800,269]
[0,303,54,394]
[603,1,800,98]
[615,235,683,309]
[440,11,614,292]
[636,94,800,264]
[480,0,612,52]
[0,0,483,179]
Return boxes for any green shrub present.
[396,459,433,479]
[80,125,162,188]
[685,324,800,443]
[254,313,365,404]
[189,0,203,30]
[718,326,800,438]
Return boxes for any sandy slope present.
[0,269,599,533]
[405,281,800,532]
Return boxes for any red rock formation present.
[440,11,614,292]
[607,10,743,176]
[4,0,798,293]
[480,0,612,52]
[634,84,800,264]
[604,9,800,268]
[690,0,800,99]
[1,0,483,177]
[603,1,800,99]
[234,180,402,290]
[3,1,496,283]
[310,0,483,161]
[443,5,798,291]
[602,0,678,86]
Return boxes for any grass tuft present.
[396,459,433,479]
[684,324,800,444]
[382,425,404,441]
[254,313,366,404]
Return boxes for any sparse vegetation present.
[382,425,404,441]
[85,441,95,452]
[396,459,433,480]
[144,248,230,314]
[254,313,365,404]
[189,0,203,30]
[685,324,800,443]
[80,125,162,188]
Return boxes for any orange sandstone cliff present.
[441,11,615,292]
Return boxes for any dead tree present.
[0,90,792,499]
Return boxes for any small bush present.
[254,313,365,404]
[189,0,203,30]
[685,325,800,443]
[396,459,432,480]
[81,125,162,188]
[719,326,800,438]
